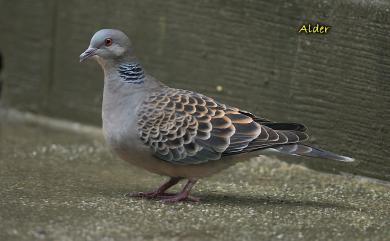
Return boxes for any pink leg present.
[161,178,200,203]
[126,177,182,199]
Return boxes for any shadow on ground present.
[195,193,354,210]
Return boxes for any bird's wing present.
[137,87,308,164]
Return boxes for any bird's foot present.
[126,178,199,203]
[160,193,200,203]
[126,177,183,200]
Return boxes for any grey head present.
[80,29,135,64]
[80,29,161,89]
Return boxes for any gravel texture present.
[1,112,389,241]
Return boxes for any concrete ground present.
[1,109,389,241]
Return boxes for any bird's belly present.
[111,143,241,178]
[102,115,246,178]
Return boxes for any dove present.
[80,29,354,202]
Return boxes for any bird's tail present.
[273,144,354,162]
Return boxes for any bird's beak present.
[79,47,97,62]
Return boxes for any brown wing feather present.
[138,87,309,164]
[223,120,309,156]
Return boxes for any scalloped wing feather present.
[137,87,262,164]
[137,87,309,164]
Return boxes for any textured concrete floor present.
[0,110,389,241]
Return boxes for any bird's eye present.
[104,38,113,46]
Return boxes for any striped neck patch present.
[118,63,145,84]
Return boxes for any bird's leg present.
[126,177,182,199]
[161,178,200,203]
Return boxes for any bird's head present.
[80,29,133,63]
